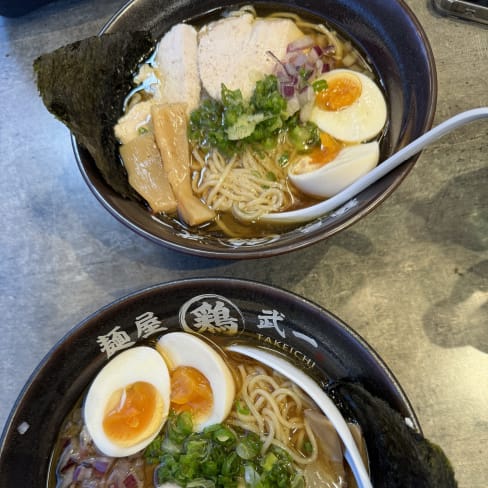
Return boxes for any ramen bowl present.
[73,0,436,258]
[0,278,420,487]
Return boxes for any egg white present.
[83,346,170,457]
[289,141,380,198]
[157,332,235,431]
[310,69,387,143]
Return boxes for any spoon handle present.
[351,107,488,194]
[262,107,488,224]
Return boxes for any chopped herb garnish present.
[236,399,251,415]
[302,440,313,454]
[266,171,277,182]
[145,411,304,488]
[312,79,328,93]
[298,67,310,81]
[278,152,290,166]
[287,119,320,152]
[189,75,319,158]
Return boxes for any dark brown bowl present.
[0,278,419,486]
[74,0,437,258]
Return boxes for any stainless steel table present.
[0,1,486,486]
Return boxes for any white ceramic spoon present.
[260,107,488,224]
[226,343,372,488]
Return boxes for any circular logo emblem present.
[179,294,245,335]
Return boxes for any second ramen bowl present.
[74,0,437,258]
[0,278,420,486]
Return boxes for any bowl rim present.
[73,0,437,259]
[0,278,420,453]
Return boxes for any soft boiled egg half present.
[83,346,171,457]
[309,69,387,143]
[289,69,387,198]
[157,332,235,431]
[289,140,380,198]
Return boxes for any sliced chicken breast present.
[154,23,201,114]
[198,14,303,101]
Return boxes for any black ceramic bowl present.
[73,0,437,259]
[0,278,418,486]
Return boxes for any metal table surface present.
[0,0,486,486]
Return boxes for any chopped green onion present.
[213,426,236,444]
[189,75,289,156]
[312,79,328,93]
[146,412,301,487]
[244,464,261,486]
[299,67,309,81]
[302,440,313,454]
[236,433,261,460]
[288,122,320,152]
[236,399,250,415]
[262,452,278,471]
[278,152,290,167]
[292,473,306,488]
[222,452,240,476]
[187,479,216,488]
[266,171,277,182]
[186,438,211,458]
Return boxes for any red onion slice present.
[123,473,139,488]
[280,82,296,98]
[93,457,111,473]
[72,464,93,481]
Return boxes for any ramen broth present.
[49,333,367,488]
[115,7,386,239]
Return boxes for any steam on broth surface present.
[115,6,387,239]
[51,332,367,487]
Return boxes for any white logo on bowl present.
[179,294,245,335]
[96,311,168,358]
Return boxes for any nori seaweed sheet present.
[329,382,458,488]
[34,31,155,198]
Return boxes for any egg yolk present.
[308,132,343,167]
[170,366,213,419]
[103,381,160,446]
[315,73,362,111]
